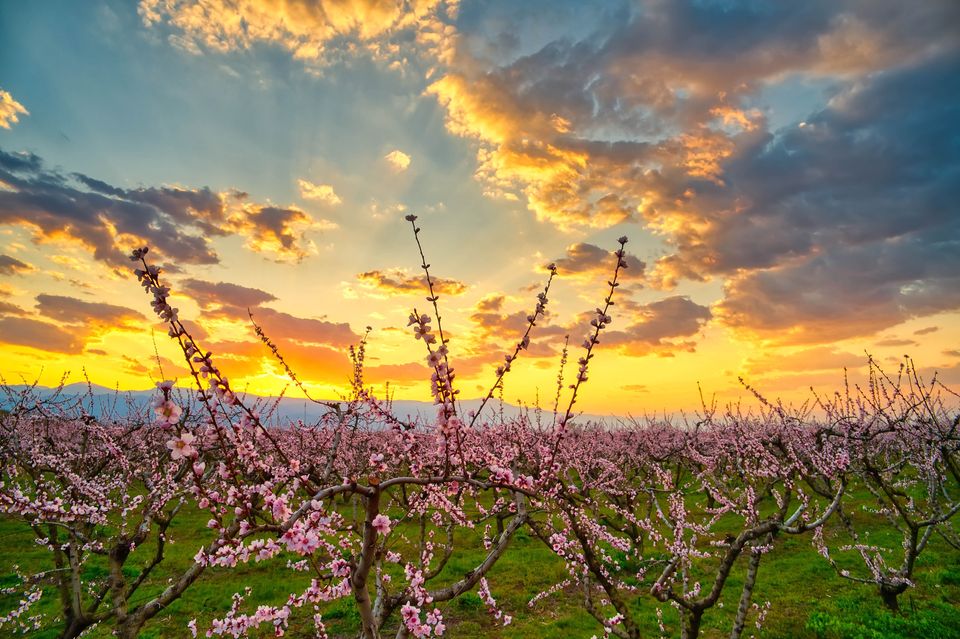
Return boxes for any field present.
[2,430,959,639]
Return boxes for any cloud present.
[298,179,342,205]
[364,361,430,386]
[247,307,358,348]
[0,148,330,266]
[464,289,711,361]
[179,278,277,311]
[34,294,147,328]
[914,326,939,336]
[138,0,458,69]
[0,317,83,353]
[467,293,567,357]
[603,296,711,356]
[0,90,28,130]
[874,338,917,347]
[369,200,409,220]
[743,347,866,375]
[261,342,351,384]
[230,203,331,262]
[714,232,960,344]
[31,0,960,366]
[384,149,411,172]
[176,277,359,348]
[0,254,34,275]
[671,54,960,343]
[550,242,645,281]
[0,300,26,316]
[621,384,649,394]
[356,268,466,297]
[418,1,960,343]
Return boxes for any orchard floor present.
[2,495,959,639]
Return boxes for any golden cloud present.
[357,268,466,297]
[139,0,458,68]
[384,149,411,172]
[297,179,342,205]
[0,90,28,130]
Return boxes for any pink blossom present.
[153,399,182,425]
[166,432,197,460]
[371,514,392,536]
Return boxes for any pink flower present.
[166,432,197,460]
[154,398,182,425]
[330,558,351,577]
[371,514,392,535]
[284,530,320,555]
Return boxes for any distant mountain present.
[0,383,618,427]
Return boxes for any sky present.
[0,0,958,415]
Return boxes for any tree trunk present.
[682,610,703,639]
[57,617,94,639]
[731,533,771,639]
[880,584,902,612]
[352,491,382,639]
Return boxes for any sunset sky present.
[1,1,958,415]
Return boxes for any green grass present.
[2,493,958,638]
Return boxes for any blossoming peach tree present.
[0,217,957,639]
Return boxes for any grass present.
[2,492,958,638]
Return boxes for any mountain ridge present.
[0,383,619,426]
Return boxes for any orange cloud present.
[365,361,428,386]
[259,341,352,385]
